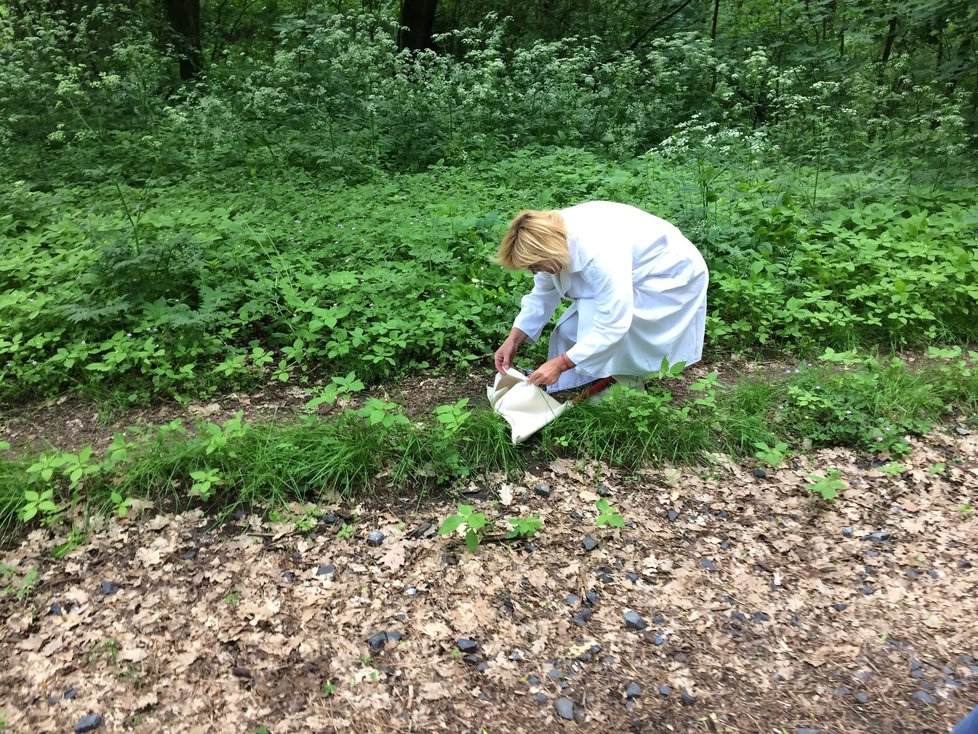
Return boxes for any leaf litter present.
[1,431,977,732]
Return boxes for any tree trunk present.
[710,0,721,92]
[880,15,897,66]
[166,0,203,80]
[398,0,438,52]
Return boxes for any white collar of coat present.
[549,237,583,293]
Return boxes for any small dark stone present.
[367,632,389,649]
[625,683,642,699]
[927,569,940,579]
[942,666,954,675]
[667,509,679,522]
[555,697,575,720]
[680,690,696,706]
[393,614,407,622]
[282,571,295,583]
[754,612,771,623]
[525,543,537,554]
[699,558,717,571]
[856,672,872,682]
[366,530,385,547]
[906,569,918,579]
[534,693,548,703]
[528,674,541,685]
[73,715,103,733]
[233,509,247,521]
[533,482,552,498]
[509,650,524,661]
[317,564,335,576]
[753,467,767,479]
[866,549,880,557]
[476,662,488,672]
[323,513,338,524]
[658,684,672,696]
[405,587,418,597]
[48,696,59,705]
[577,652,592,662]
[652,612,665,625]
[626,700,636,711]
[833,687,851,696]
[569,510,583,522]
[456,638,478,654]
[566,593,581,606]
[626,572,639,583]
[859,586,875,595]
[572,609,594,625]
[99,581,119,596]
[720,540,731,550]
[910,659,922,672]
[463,654,480,666]
[63,689,78,700]
[911,669,924,679]
[855,692,869,704]
[653,634,667,646]
[797,729,821,734]
[842,526,854,538]
[585,590,599,605]
[582,536,599,552]
[443,554,458,566]
[624,611,647,630]
[547,669,563,681]
[597,484,611,496]
[866,531,890,542]
[731,611,749,623]
[49,602,63,616]
[832,603,847,612]
[598,572,614,583]
[863,566,877,576]
[914,691,936,705]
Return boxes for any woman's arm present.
[565,252,633,373]
[512,273,561,343]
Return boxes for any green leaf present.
[464,529,479,553]
[438,515,465,535]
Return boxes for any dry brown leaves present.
[1,432,977,733]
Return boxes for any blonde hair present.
[496,210,570,271]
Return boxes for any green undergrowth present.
[1,348,975,546]
[2,147,977,404]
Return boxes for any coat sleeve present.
[565,248,633,373]
[512,274,561,342]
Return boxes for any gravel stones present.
[571,608,594,625]
[99,581,119,595]
[866,531,890,542]
[554,697,575,720]
[565,593,581,606]
[316,564,335,576]
[752,468,767,478]
[667,509,679,522]
[73,715,103,733]
[699,558,717,571]
[624,611,647,630]
[855,692,869,704]
[582,536,598,552]
[797,729,821,734]
[456,638,478,654]
[366,530,385,547]
[367,631,402,649]
[914,691,936,705]
[842,526,854,538]
[533,482,552,498]
[625,683,642,699]
[534,692,548,703]
[680,690,696,705]
[49,602,63,616]
[658,684,672,696]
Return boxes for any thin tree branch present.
[627,0,696,52]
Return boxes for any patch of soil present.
[2,431,977,732]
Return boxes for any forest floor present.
[2,402,978,732]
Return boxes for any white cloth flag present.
[487,369,570,444]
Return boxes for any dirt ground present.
[2,426,977,733]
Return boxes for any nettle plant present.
[438,503,543,553]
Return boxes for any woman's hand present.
[494,328,528,375]
[527,354,574,387]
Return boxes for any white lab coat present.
[512,201,709,393]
